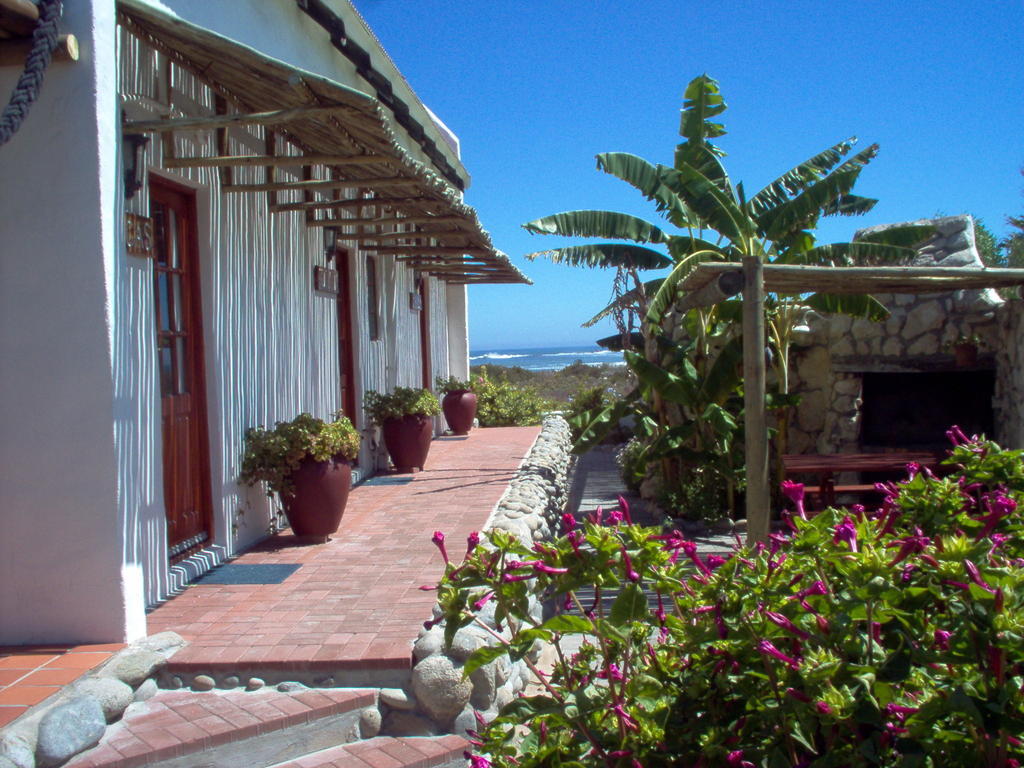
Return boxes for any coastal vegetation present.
[438,430,1024,766]
[524,74,924,521]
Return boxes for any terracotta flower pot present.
[382,413,433,472]
[282,454,353,543]
[442,390,477,435]
[953,343,978,368]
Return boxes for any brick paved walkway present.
[148,427,540,686]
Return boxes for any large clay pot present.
[442,390,477,435]
[282,454,352,543]
[382,413,434,472]
[953,342,978,368]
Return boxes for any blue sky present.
[354,0,1024,351]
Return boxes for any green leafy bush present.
[470,366,554,427]
[435,375,472,394]
[241,412,359,498]
[565,385,614,441]
[434,428,1024,766]
[363,386,440,425]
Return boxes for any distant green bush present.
[564,385,614,441]
[471,366,554,426]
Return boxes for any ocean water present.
[469,345,625,372]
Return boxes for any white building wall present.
[0,1,139,643]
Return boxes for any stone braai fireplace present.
[787,215,1024,455]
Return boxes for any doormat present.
[194,563,301,585]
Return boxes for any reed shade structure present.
[116,0,529,286]
[678,261,1024,545]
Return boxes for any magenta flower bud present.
[781,480,806,519]
[946,425,970,446]
[727,751,755,767]
[465,754,491,768]
[833,516,858,553]
[757,639,800,668]
[611,703,639,731]
[561,512,576,533]
[586,505,604,525]
[765,610,810,640]
[617,494,633,524]
[533,562,569,575]
[886,528,931,567]
[620,546,640,582]
[606,508,624,525]
[815,614,830,634]
[567,529,585,553]
[465,531,480,556]
[785,687,812,703]
[418,584,438,591]
[472,591,493,611]
[501,572,535,583]
[431,530,449,564]
[816,701,834,715]
[707,554,728,571]
[934,629,952,650]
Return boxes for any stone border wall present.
[398,415,573,736]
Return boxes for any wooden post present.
[743,255,770,545]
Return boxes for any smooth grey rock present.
[132,631,187,656]
[470,660,498,709]
[359,707,382,738]
[413,625,444,661]
[411,655,473,727]
[101,650,167,688]
[902,300,944,339]
[35,697,105,768]
[797,346,830,389]
[191,674,215,692]
[382,710,436,737]
[453,705,481,737]
[168,675,184,689]
[246,677,265,691]
[907,334,939,356]
[71,677,133,722]
[447,627,487,662]
[0,732,35,768]
[134,678,158,702]
[314,676,335,688]
[221,675,241,689]
[0,757,19,768]
[276,681,308,692]
[379,688,416,711]
[796,390,826,432]
[882,336,902,356]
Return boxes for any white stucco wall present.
[0,1,142,643]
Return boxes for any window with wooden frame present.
[366,255,380,341]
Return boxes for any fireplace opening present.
[860,370,995,450]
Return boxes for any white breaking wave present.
[542,350,614,357]
[470,352,528,360]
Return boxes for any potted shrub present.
[364,386,440,472]
[240,412,359,543]
[436,375,477,436]
[946,332,983,367]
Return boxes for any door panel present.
[150,178,212,558]
[335,248,357,423]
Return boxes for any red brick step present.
[266,734,469,768]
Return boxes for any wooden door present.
[418,277,431,390]
[335,247,357,422]
[150,178,212,559]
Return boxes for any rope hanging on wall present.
[0,0,62,147]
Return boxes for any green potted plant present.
[946,332,983,367]
[240,412,359,543]
[435,375,477,436]
[364,386,440,472]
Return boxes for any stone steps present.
[64,687,377,768]
[264,734,469,768]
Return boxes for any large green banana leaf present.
[748,137,858,215]
[523,243,672,270]
[804,292,889,321]
[677,74,727,154]
[644,248,726,326]
[664,163,752,245]
[595,152,695,228]
[857,224,936,248]
[795,242,919,267]
[522,210,668,243]
[582,278,664,328]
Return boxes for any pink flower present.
[465,531,480,556]
[606,508,625,525]
[586,506,604,525]
[597,663,624,682]
[781,480,806,519]
[886,527,931,566]
[561,512,576,533]
[617,494,633,524]
[946,424,971,446]
[611,703,639,731]
[621,546,640,582]
[764,610,810,640]
[756,639,800,669]
[833,515,858,552]
[472,591,493,611]
[533,562,569,575]
[934,629,952,650]
[727,751,755,767]
[464,753,491,768]
[432,530,448,564]
[816,701,834,715]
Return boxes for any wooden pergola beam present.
[222,176,414,194]
[0,34,78,66]
[368,245,488,255]
[124,105,353,134]
[163,153,390,169]
[270,196,436,213]
[363,230,467,242]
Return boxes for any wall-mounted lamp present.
[323,227,338,259]
[122,132,149,200]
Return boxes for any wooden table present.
[782,451,947,508]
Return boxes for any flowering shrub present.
[471,366,553,426]
[363,386,440,425]
[433,428,1024,767]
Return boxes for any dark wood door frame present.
[418,276,431,390]
[150,175,213,561]
[334,247,358,423]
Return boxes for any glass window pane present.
[157,272,170,331]
[159,342,173,395]
[168,209,179,268]
[152,206,168,265]
[175,336,189,394]
[172,274,183,332]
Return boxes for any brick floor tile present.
[0,706,28,727]
[0,669,26,686]
[0,685,59,705]
[0,654,58,669]
[43,652,113,669]
[19,667,87,685]
[344,741,404,768]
